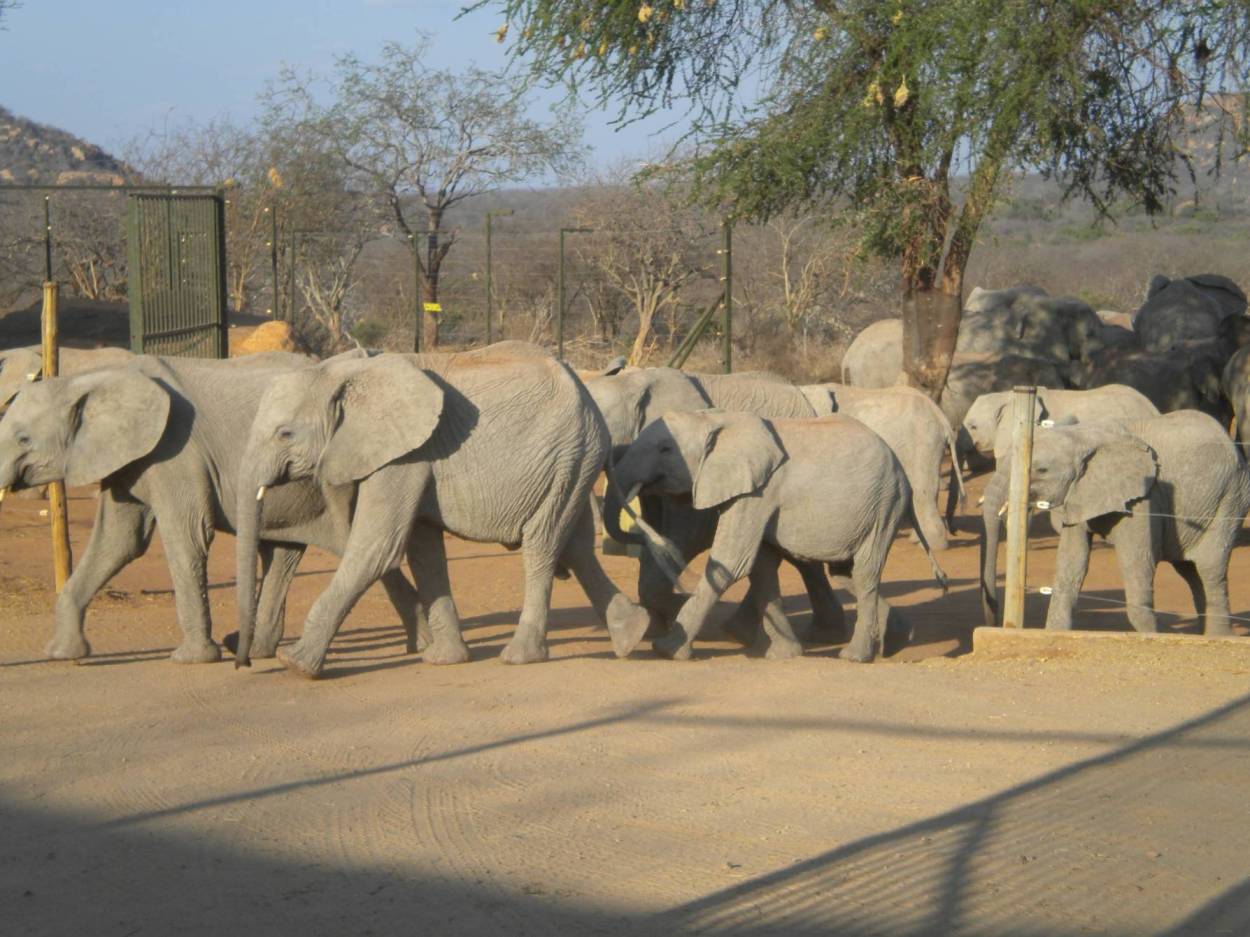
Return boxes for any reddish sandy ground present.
[1,472,1248,936]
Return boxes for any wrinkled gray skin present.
[583,366,847,641]
[1223,344,1250,460]
[980,411,1250,633]
[605,411,946,662]
[963,386,1160,462]
[1138,274,1247,352]
[800,383,962,550]
[841,318,903,388]
[956,286,1105,364]
[1066,344,1230,423]
[0,345,136,407]
[0,353,423,663]
[236,345,649,676]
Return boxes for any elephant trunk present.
[602,473,644,547]
[233,463,267,668]
[979,469,1010,627]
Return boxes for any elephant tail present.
[907,500,950,595]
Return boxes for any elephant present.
[1066,344,1229,423]
[962,385,1159,461]
[956,287,1104,364]
[1144,273,1247,326]
[841,318,903,388]
[1223,344,1250,460]
[234,346,651,676]
[583,365,847,639]
[0,352,425,663]
[939,353,1072,448]
[1135,277,1235,352]
[0,345,134,406]
[1095,311,1139,351]
[604,410,946,662]
[799,382,963,550]
[979,411,1250,634]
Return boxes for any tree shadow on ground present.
[4,693,1247,936]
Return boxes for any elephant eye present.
[276,426,294,442]
[15,432,31,448]
[658,444,672,454]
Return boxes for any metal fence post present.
[721,218,733,373]
[267,205,278,319]
[409,234,422,353]
[1003,385,1037,628]
[41,281,72,589]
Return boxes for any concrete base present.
[972,626,1250,666]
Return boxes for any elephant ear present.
[692,414,787,510]
[65,369,170,487]
[1059,434,1157,525]
[800,386,835,415]
[318,356,445,486]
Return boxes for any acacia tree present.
[266,38,584,348]
[486,0,1250,395]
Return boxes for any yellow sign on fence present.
[423,302,442,312]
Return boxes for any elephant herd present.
[0,269,1246,678]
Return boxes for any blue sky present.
[0,0,693,174]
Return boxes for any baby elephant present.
[1024,411,1250,634]
[608,411,947,662]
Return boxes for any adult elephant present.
[800,382,962,550]
[583,365,847,640]
[234,347,650,676]
[1066,344,1228,423]
[980,412,1250,633]
[1135,277,1234,351]
[604,411,946,661]
[956,287,1104,364]
[0,352,423,663]
[841,318,903,388]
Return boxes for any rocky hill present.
[0,106,132,185]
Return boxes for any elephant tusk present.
[976,496,985,506]
[997,503,1008,517]
[0,487,6,510]
[256,485,266,501]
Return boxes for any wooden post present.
[41,282,73,591]
[1002,385,1036,628]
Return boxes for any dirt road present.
[1,473,1248,936]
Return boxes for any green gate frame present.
[126,192,228,358]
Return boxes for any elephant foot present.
[605,599,651,658]
[222,631,239,656]
[764,637,804,660]
[651,629,693,661]
[840,638,878,664]
[171,639,222,664]
[642,610,670,639]
[221,631,280,659]
[500,631,548,665]
[276,643,324,679]
[44,633,91,661]
[423,635,471,665]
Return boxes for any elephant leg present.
[560,506,651,658]
[246,543,304,658]
[406,525,470,665]
[752,548,803,660]
[1191,548,1233,637]
[159,513,221,663]
[49,489,154,660]
[842,529,894,663]
[910,468,950,552]
[379,567,428,655]
[1170,560,1207,631]
[653,505,763,661]
[1043,525,1093,631]
[795,559,846,642]
[1115,538,1158,634]
[278,465,423,678]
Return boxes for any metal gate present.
[126,192,227,357]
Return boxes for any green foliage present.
[484,0,1250,291]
